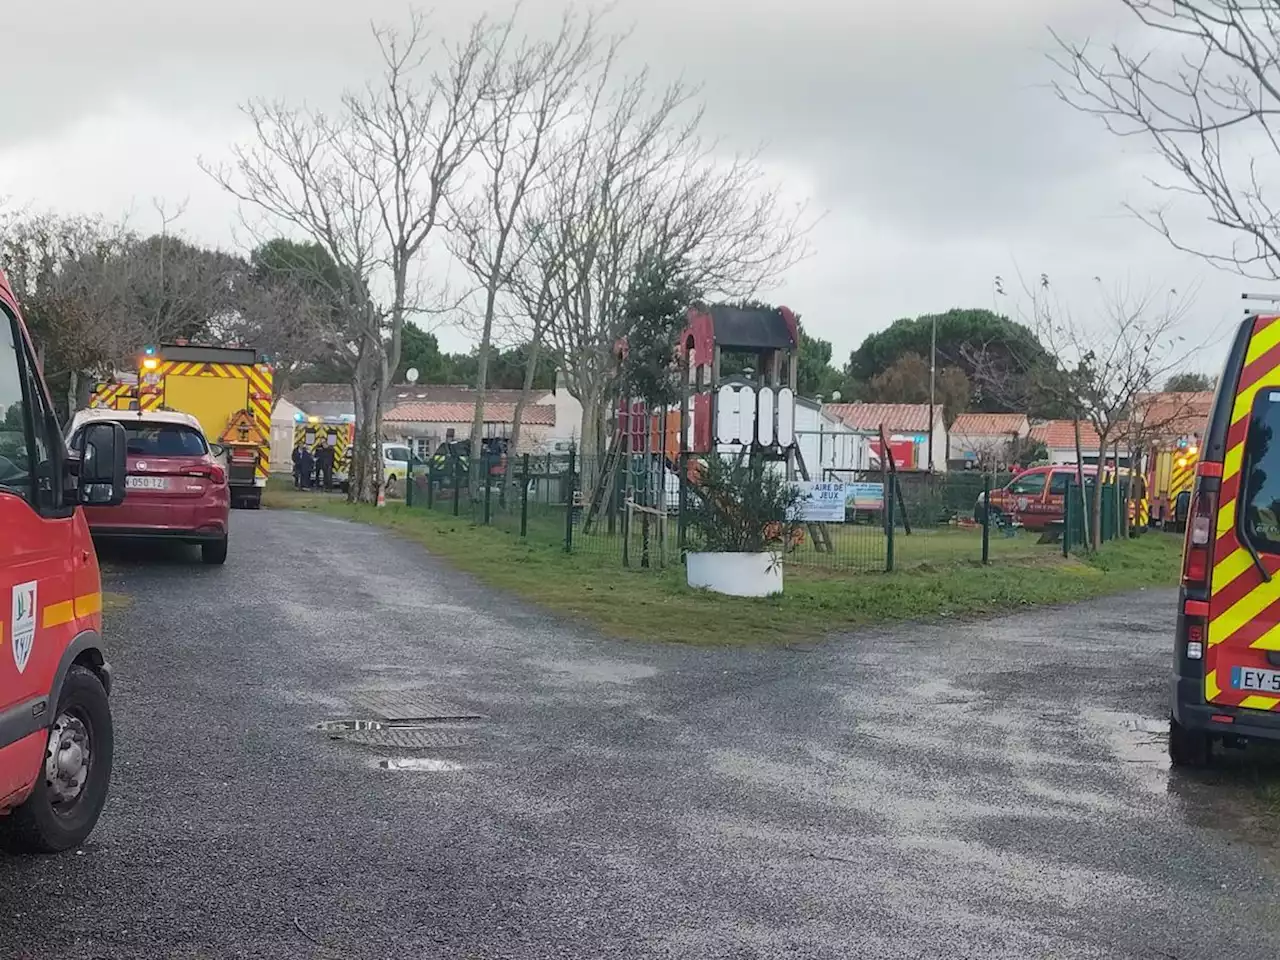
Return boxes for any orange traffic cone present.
[376,485,386,508]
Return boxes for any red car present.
[66,410,230,564]
[976,464,1105,531]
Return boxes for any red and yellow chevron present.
[137,360,273,481]
[1206,313,1280,710]
[89,382,136,410]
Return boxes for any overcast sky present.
[0,0,1252,376]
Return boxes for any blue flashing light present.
[294,412,304,422]
[143,345,156,356]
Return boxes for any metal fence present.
[397,454,1133,574]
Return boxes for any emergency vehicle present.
[1171,295,1280,766]
[135,343,273,510]
[1146,436,1199,531]
[0,269,128,852]
[292,416,354,489]
[88,374,138,411]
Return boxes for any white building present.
[824,403,948,472]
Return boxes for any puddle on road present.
[1091,709,1280,852]
[376,757,463,772]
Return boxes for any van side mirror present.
[79,421,127,506]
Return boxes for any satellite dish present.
[406,367,420,384]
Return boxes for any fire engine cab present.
[0,269,127,852]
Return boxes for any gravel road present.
[1,509,1275,959]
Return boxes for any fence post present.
[885,478,896,573]
[406,451,415,507]
[564,447,575,553]
[426,468,434,510]
[483,458,493,525]
[677,452,688,560]
[1063,477,1072,557]
[981,474,991,565]
[453,459,462,517]
[520,453,529,538]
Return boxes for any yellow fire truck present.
[88,375,138,410]
[1146,435,1199,531]
[136,343,273,509]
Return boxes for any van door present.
[0,300,75,802]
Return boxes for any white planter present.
[686,551,784,597]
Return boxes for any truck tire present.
[385,475,399,498]
[0,666,113,854]
[1168,715,1211,768]
[202,537,229,565]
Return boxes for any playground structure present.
[582,303,833,562]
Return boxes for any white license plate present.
[1231,666,1280,693]
[125,475,168,490]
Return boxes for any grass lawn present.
[266,486,1184,646]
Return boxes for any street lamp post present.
[927,314,937,472]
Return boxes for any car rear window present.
[1241,388,1280,552]
[76,421,208,458]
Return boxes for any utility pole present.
[927,313,937,472]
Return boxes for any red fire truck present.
[0,269,127,852]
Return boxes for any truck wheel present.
[202,537,229,565]
[0,666,113,854]
[386,476,399,498]
[1169,715,1212,768]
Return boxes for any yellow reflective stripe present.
[1206,669,1222,701]
[1241,694,1280,710]
[1247,315,1280,364]
[1212,548,1252,594]
[74,592,101,618]
[42,601,74,628]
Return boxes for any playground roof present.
[384,401,555,426]
[825,402,935,433]
[705,305,796,350]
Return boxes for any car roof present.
[68,408,205,435]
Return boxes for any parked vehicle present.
[382,442,421,497]
[0,269,128,853]
[66,410,230,565]
[134,343,273,510]
[426,438,508,489]
[974,464,1103,531]
[1170,299,1280,765]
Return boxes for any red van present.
[1171,303,1280,765]
[976,465,1105,531]
[0,271,127,852]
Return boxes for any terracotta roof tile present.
[825,402,934,433]
[1029,420,1103,450]
[1133,391,1214,438]
[950,413,1029,436]
[383,401,555,426]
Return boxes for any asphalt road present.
[1,510,1277,959]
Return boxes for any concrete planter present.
[686,551,783,597]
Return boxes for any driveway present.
[0,509,1275,959]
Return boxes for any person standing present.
[317,443,335,490]
[298,445,315,490]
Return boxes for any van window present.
[0,312,31,502]
[1008,472,1047,497]
[1241,389,1280,551]
[1049,472,1072,495]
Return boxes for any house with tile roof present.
[823,402,948,471]
[277,375,583,461]
[1026,419,1139,467]
[948,412,1030,469]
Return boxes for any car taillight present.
[183,464,226,485]
[1182,485,1217,588]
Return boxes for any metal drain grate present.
[316,718,475,749]
[346,691,484,722]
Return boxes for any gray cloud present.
[0,0,1245,369]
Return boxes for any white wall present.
[269,398,302,473]
[550,374,582,444]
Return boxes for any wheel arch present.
[51,631,111,706]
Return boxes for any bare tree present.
[1050,1,1280,278]
[448,9,601,492]
[530,59,813,486]
[206,10,506,502]
[1018,275,1199,549]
